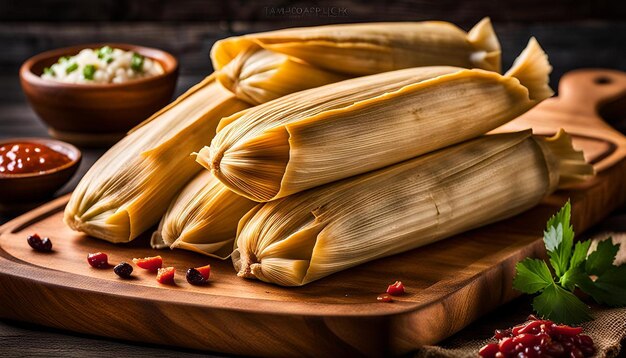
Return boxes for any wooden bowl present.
[0,137,81,204]
[19,43,178,147]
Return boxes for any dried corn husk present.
[212,17,501,77]
[198,38,552,202]
[67,19,502,244]
[148,18,502,253]
[151,171,255,258]
[232,130,594,286]
[64,77,248,242]
[215,45,347,105]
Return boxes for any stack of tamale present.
[64,18,594,286]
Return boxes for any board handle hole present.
[595,76,613,85]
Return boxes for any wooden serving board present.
[1,69,626,357]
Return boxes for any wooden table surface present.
[1,2,625,355]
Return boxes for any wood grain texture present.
[0,69,625,356]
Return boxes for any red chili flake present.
[87,252,109,268]
[156,267,175,285]
[386,281,405,296]
[132,255,163,271]
[377,293,393,302]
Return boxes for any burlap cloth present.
[415,227,626,358]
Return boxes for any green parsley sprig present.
[513,200,626,324]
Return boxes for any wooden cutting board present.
[1,69,626,357]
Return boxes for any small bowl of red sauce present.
[0,137,81,204]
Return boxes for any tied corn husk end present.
[64,78,250,243]
[150,171,256,259]
[467,17,501,73]
[504,37,553,101]
[215,44,347,106]
[232,131,593,286]
[534,129,596,188]
[198,37,552,203]
[212,18,501,76]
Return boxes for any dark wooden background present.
[0,0,625,356]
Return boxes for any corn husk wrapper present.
[64,76,248,242]
[64,49,345,242]
[212,17,501,78]
[232,131,595,286]
[198,38,553,202]
[151,171,255,258]
[149,18,502,253]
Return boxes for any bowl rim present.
[0,137,82,179]
[19,43,179,90]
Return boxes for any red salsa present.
[0,142,71,175]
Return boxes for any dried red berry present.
[478,343,499,358]
[552,324,583,336]
[494,329,512,339]
[513,333,537,347]
[479,318,594,357]
[377,293,393,302]
[386,281,405,296]
[87,252,109,268]
[156,267,175,284]
[113,262,133,278]
[132,255,162,271]
[27,233,52,252]
[186,264,210,285]
[498,337,516,355]
[515,320,543,335]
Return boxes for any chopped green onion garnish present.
[106,56,114,64]
[131,52,144,73]
[66,62,78,74]
[43,67,55,76]
[97,46,113,59]
[59,56,70,63]
[83,64,96,80]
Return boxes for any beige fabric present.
[415,233,626,358]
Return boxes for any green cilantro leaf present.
[532,283,592,324]
[585,238,619,276]
[570,240,591,270]
[513,258,554,294]
[593,266,626,306]
[545,200,575,277]
[515,200,626,325]
[561,265,595,294]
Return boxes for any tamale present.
[212,17,501,76]
[64,76,248,242]
[197,38,553,202]
[64,51,342,243]
[232,130,595,287]
[151,171,255,258]
[215,45,347,105]
[149,18,502,253]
